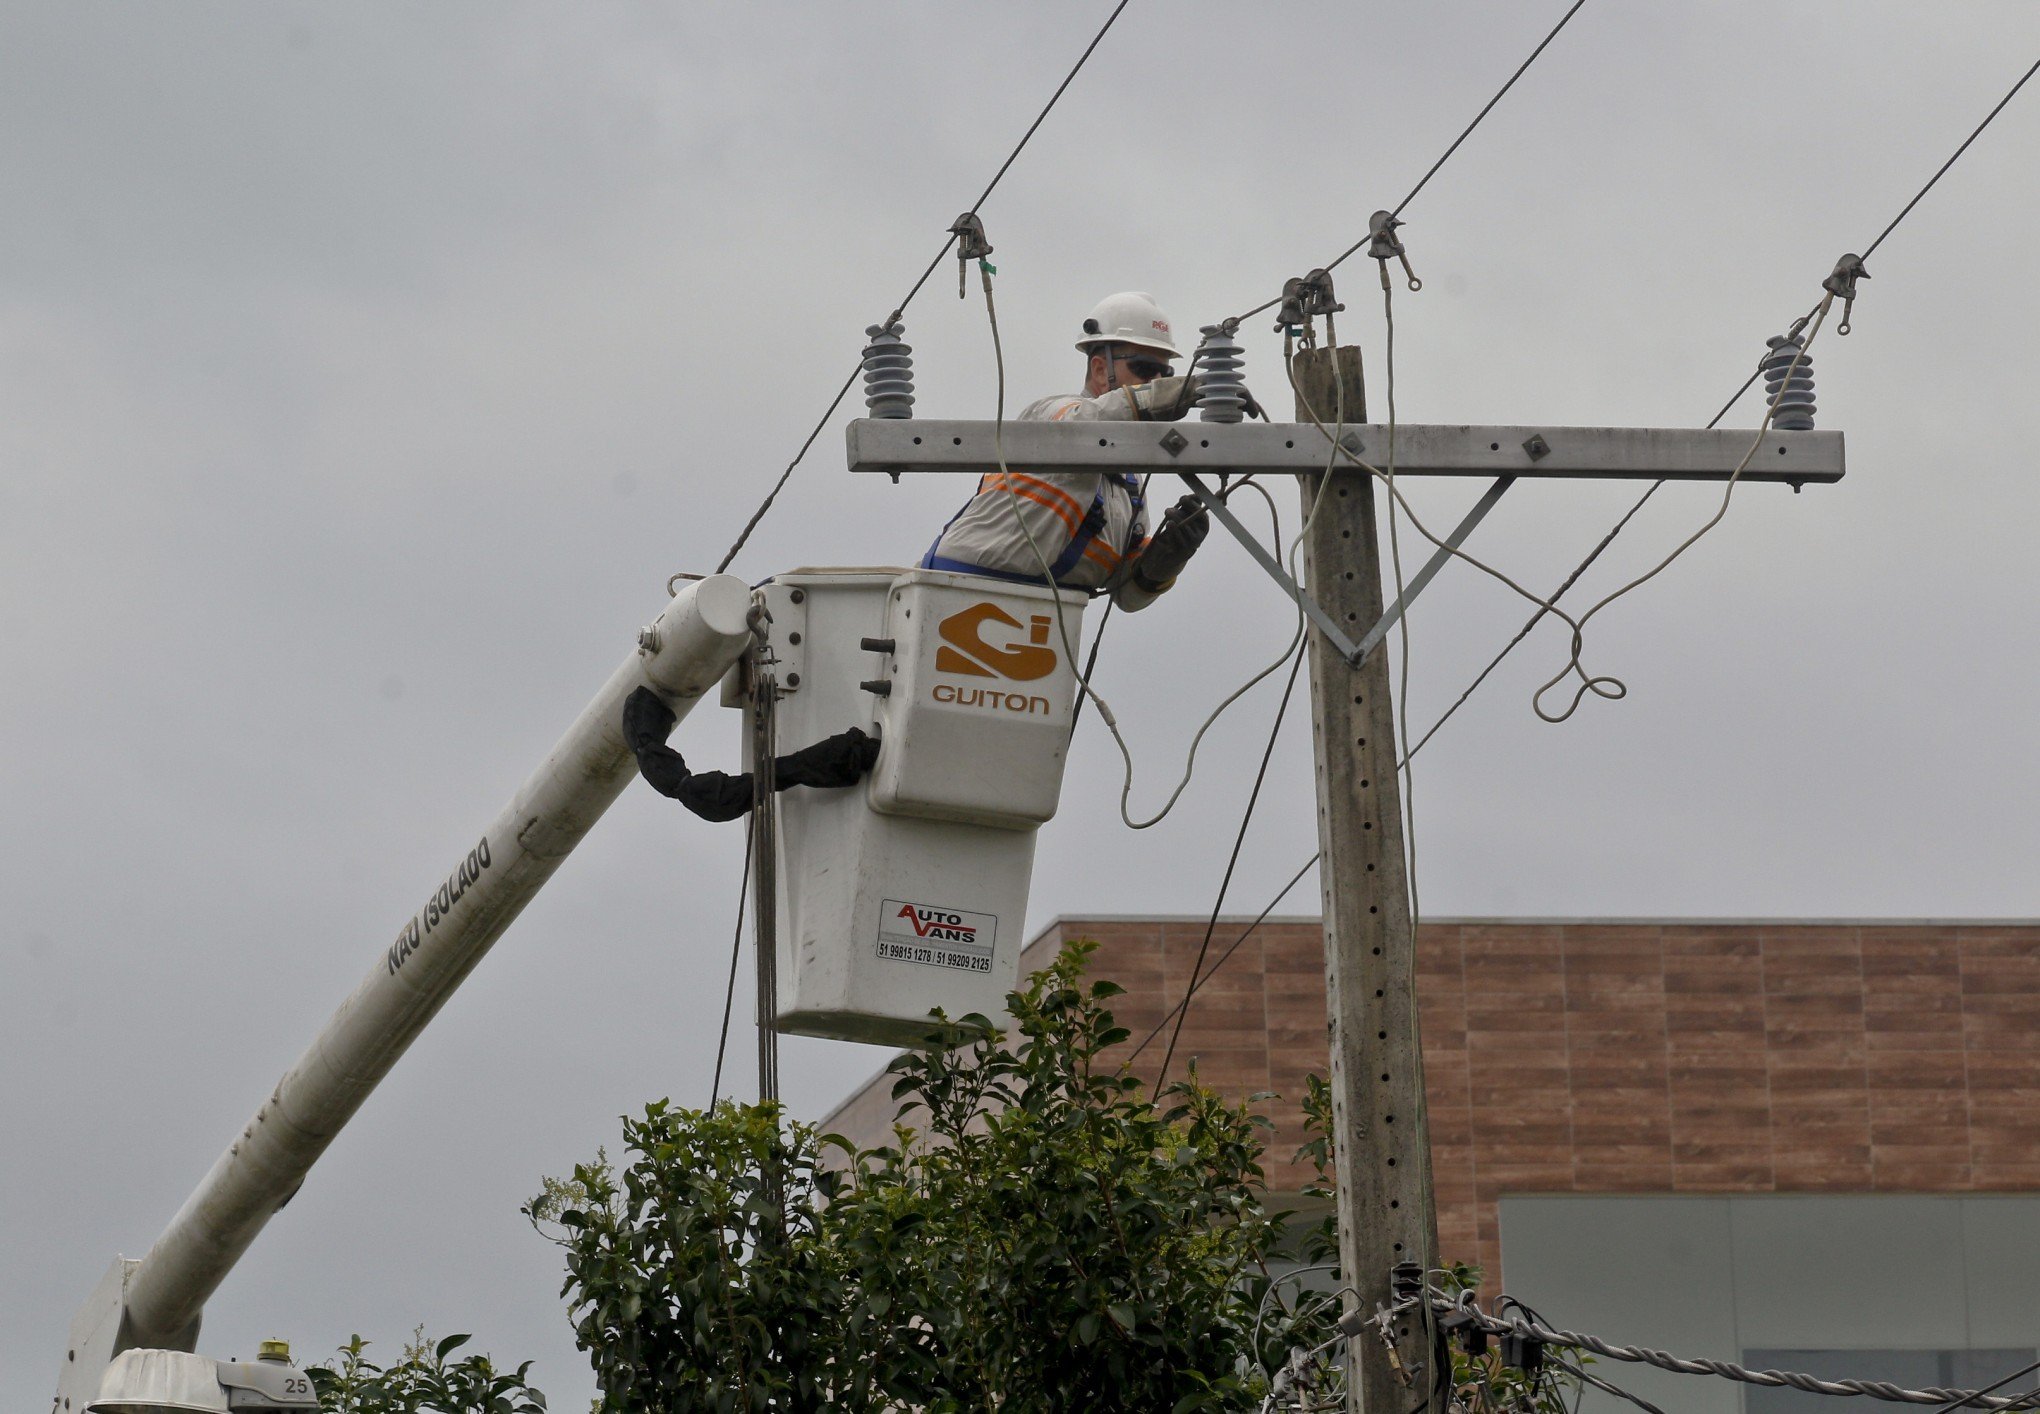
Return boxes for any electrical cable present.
[1231,0,1590,325]
[1550,1355,1667,1414]
[1281,301,1824,727]
[707,826,754,1108]
[1400,53,2040,757]
[712,0,1135,575]
[1154,636,1308,1087]
[1125,851,1319,1063]
[1860,56,2040,264]
[1432,1296,2040,1410]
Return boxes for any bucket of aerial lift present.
[728,567,1086,1046]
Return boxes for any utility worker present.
[920,292,1215,612]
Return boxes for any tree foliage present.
[310,1331,546,1414]
[531,941,1311,1412]
[528,940,1579,1412]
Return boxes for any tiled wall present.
[822,918,2040,1288]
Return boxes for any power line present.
[1233,0,1589,324]
[1861,55,2040,263]
[1437,1298,2040,1411]
[1400,51,2040,760]
[1126,851,1319,1064]
[713,0,1135,575]
[707,828,754,1108]
[1155,641,1309,1087]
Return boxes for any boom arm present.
[57,575,754,1404]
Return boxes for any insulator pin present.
[861,322,915,420]
[1760,333,1816,431]
[1193,324,1248,423]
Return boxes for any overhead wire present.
[1433,1295,2040,1410]
[1859,55,2039,263]
[1124,850,1319,1064]
[707,828,754,1108]
[1231,0,1590,325]
[1153,636,1308,1087]
[1148,339,1356,1082]
[711,0,1135,575]
[1400,50,2040,759]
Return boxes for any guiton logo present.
[935,602,1057,681]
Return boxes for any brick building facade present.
[823,915,2040,1289]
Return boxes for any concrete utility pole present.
[1292,347,1439,1414]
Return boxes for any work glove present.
[1131,493,1211,595]
[1127,375,1197,422]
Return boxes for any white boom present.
[56,574,755,1410]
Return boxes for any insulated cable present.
[1282,304,1824,724]
[711,0,1135,575]
[1549,1356,1666,1414]
[1430,1294,2040,1410]
[1148,342,1359,1079]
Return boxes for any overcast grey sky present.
[6,2,2038,1406]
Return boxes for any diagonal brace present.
[1177,471,1366,664]
[1179,472,1514,666]
[1354,475,1515,660]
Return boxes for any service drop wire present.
[977,266,1308,832]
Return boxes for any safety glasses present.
[1116,356,1173,381]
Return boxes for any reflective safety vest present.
[919,393,1150,592]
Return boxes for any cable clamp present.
[1367,210,1422,291]
[1273,275,1310,338]
[1823,252,1869,335]
[949,213,995,296]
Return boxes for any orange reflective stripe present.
[985,473,1085,534]
[1083,540,1120,569]
[989,482,1082,536]
[991,471,1086,522]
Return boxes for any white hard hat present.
[1075,291,1182,359]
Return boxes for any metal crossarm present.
[847,419,1845,486]
[854,416,1844,667]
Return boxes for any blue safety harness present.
[921,472,1145,592]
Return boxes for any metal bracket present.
[846,419,1844,484]
[1179,471,1366,664]
[1823,251,1869,335]
[1354,475,1514,661]
[1180,471,1515,667]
